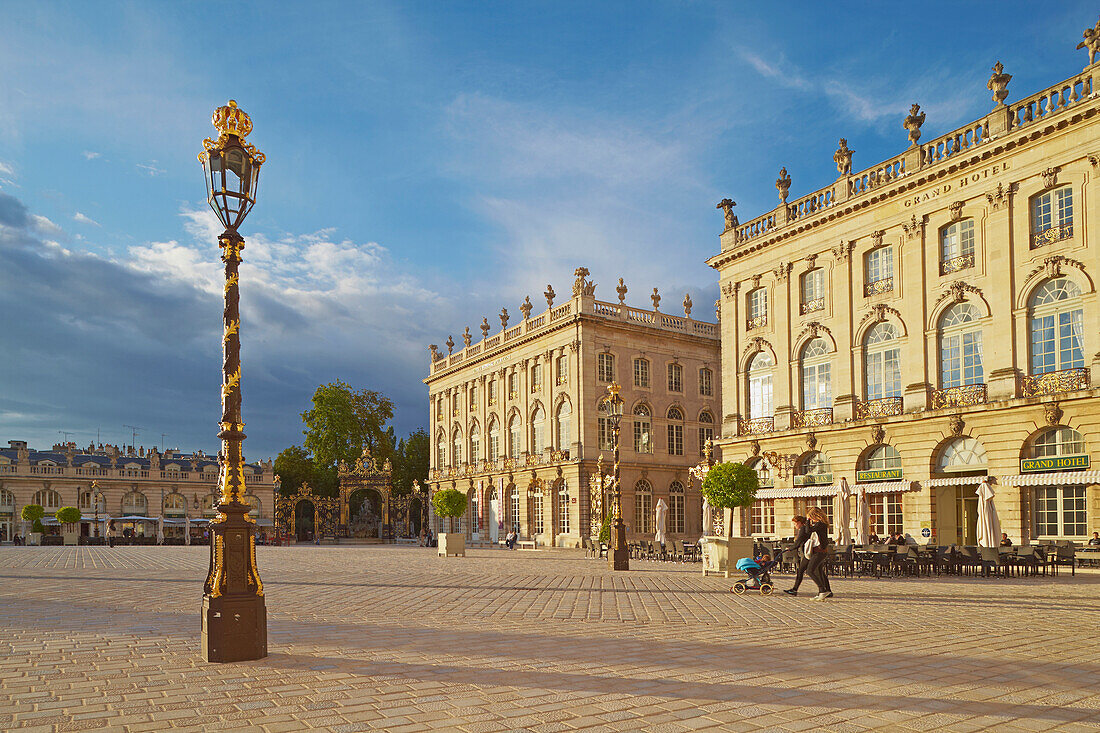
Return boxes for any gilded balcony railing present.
[941,253,974,275]
[800,297,824,315]
[792,407,833,428]
[738,416,774,435]
[746,314,768,330]
[864,277,893,297]
[931,383,986,409]
[855,397,903,419]
[1031,224,1073,249]
[1021,367,1090,397]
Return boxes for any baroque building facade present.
[0,440,274,541]
[708,41,1100,544]
[425,269,720,547]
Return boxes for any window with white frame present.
[666,407,684,456]
[436,430,446,467]
[668,481,685,534]
[698,411,714,456]
[509,486,520,533]
[469,382,478,408]
[747,287,767,327]
[531,363,542,393]
[470,490,480,535]
[634,480,653,533]
[940,303,984,388]
[801,269,825,312]
[488,419,500,460]
[864,323,901,400]
[557,354,568,384]
[747,351,775,419]
[863,445,901,471]
[1031,427,1085,459]
[940,219,975,272]
[699,367,713,397]
[531,406,546,454]
[797,452,832,485]
[488,378,497,405]
[750,499,775,535]
[558,481,570,535]
[508,372,518,397]
[634,358,650,388]
[936,437,987,473]
[868,493,902,535]
[667,363,683,393]
[509,415,522,458]
[533,489,544,535]
[122,491,147,514]
[864,246,894,294]
[598,352,615,383]
[1030,186,1073,247]
[469,422,481,464]
[633,404,653,453]
[451,429,462,466]
[800,338,833,410]
[1029,278,1084,375]
[597,400,614,451]
[1035,486,1086,537]
[556,401,571,449]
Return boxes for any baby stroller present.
[730,558,779,596]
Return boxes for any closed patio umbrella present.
[183,513,191,546]
[836,477,853,546]
[976,478,1001,549]
[156,516,165,545]
[702,495,713,537]
[654,498,668,546]
[855,488,870,545]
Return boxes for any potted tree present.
[21,504,45,546]
[432,488,468,558]
[700,462,759,577]
[56,507,83,546]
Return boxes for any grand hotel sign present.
[1020,454,1090,474]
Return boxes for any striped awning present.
[999,472,1100,487]
[755,480,917,500]
[924,475,988,487]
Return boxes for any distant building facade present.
[708,42,1100,544]
[425,268,720,547]
[0,440,274,540]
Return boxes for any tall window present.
[699,367,713,397]
[122,491,147,515]
[509,485,520,532]
[941,219,975,272]
[864,246,894,295]
[533,489,544,535]
[488,419,500,460]
[795,498,833,527]
[435,396,443,420]
[488,378,497,405]
[869,493,902,535]
[633,404,653,453]
[940,303,984,387]
[1035,486,1086,537]
[436,430,446,467]
[634,480,653,533]
[509,415,522,458]
[864,323,901,400]
[1031,186,1073,247]
[698,411,714,456]
[634,358,650,388]
[470,491,480,535]
[747,351,775,419]
[531,363,542,393]
[864,445,901,471]
[557,354,568,384]
[597,400,614,451]
[669,481,685,534]
[666,407,684,456]
[747,287,767,328]
[79,491,95,510]
[1029,278,1084,374]
[667,363,683,393]
[750,499,775,535]
[801,269,825,313]
[531,406,546,454]
[508,372,518,397]
[558,481,570,535]
[556,401,571,449]
[469,382,478,408]
[451,429,462,466]
[800,338,832,410]
[33,488,61,509]
[469,422,481,464]
[598,352,615,382]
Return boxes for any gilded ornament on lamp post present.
[603,382,629,570]
[197,100,267,663]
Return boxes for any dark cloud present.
[0,193,30,229]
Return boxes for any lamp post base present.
[609,520,630,571]
[201,595,267,663]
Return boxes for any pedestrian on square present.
[783,515,810,597]
[107,520,117,548]
[805,507,833,601]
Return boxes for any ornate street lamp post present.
[198,100,267,663]
[91,480,104,541]
[603,382,629,571]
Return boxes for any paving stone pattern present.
[0,546,1098,732]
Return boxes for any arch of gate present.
[273,483,340,538]
[338,447,395,535]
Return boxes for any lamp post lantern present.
[603,382,629,570]
[198,100,267,663]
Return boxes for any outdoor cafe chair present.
[1052,544,1076,576]
[891,546,917,577]
[978,546,1004,578]
[1008,546,1039,577]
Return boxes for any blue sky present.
[0,1,1095,459]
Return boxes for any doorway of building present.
[955,487,979,545]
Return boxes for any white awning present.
[854,480,918,495]
[999,472,1100,487]
[755,480,917,500]
[924,475,988,487]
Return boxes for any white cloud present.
[73,211,101,226]
[32,214,65,237]
[136,162,165,176]
[0,160,14,177]
[82,151,101,160]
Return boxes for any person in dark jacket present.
[805,507,833,600]
[783,515,810,596]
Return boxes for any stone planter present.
[27,532,42,546]
[702,535,754,578]
[438,532,465,557]
[63,525,80,546]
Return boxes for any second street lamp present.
[604,382,629,571]
[197,100,267,663]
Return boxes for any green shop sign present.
[1020,454,1090,473]
[855,468,903,483]
[793,473,833,486]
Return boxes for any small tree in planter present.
[21,504,45,545]
[56,507,82,546]
[699,462,759,577]
[432,488,468,557]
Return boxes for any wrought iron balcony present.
[855,397,903,419]
[792,407,833,428]
[1021,367,1090,397]
[746,314,768,330]
[1031,224,1072,249]
[800,297,824,315]
[864,277,893,297]
[940,253,974,275]
[738,416,774,435]
[931,383,986,409]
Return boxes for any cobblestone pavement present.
[0,545,1098,732]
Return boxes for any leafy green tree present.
[56,507,82,525]
[21,504,45,533]
[393,429,429,494]
[701,462,759,510]
[431,488,467,520]
[301,380,395,471]
[273,445,338,497]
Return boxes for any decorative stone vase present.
[438,532,466,558]
[62,526,80,546]
[702,535,754,578]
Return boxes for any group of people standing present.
[783,508,833,601]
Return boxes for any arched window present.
[451,428,463,467]
[79,490,95,511]
[33,488,61,509]
[556,402,572,449]
[940,219,975,273]
[469,422,481,464]
[939,303,983,388]
[0,489,14,509]
[668,481,685,534]
[698,411,714,456]
[800,338,833,410]
[1030,427,1085,459]
[487,418,500,460]
[667,407,684,456]
[800,269,825,313]
[509,414,522,458]
[531,406,546,454]
[633,404,652,454]
[862,445,901,472]
[558,481,570,535]
[634,480,653,533]
[747,351,775,419]
[436,430,446,468]
[164,493,187,515]
[1030,185,1073,247]
[864,323,901,400]
[796,452,832,487]
[122,491,147,516]
[508,484,520,533]
[936,437,988,473]
[1029,278,1084,375]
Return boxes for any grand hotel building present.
[424,269,720,547]
[709,46,1100,544]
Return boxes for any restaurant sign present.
[856,468,903,483]
[793,473,833,486]
[1020,454,1090,474]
